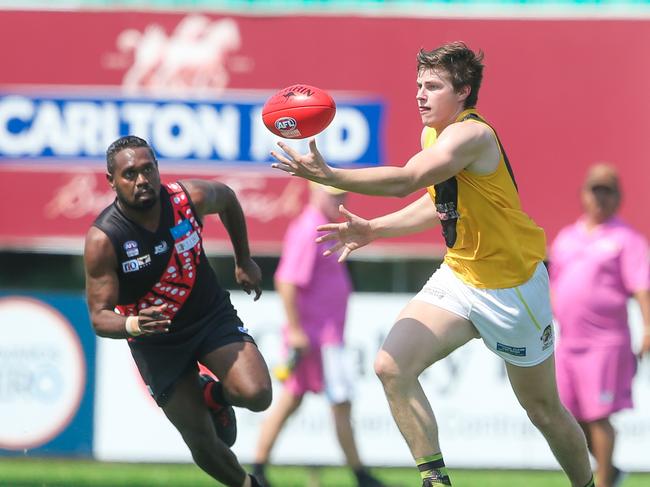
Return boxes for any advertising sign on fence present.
[94,292,650,471]
[0,293,95,457]
[1,10,649,254]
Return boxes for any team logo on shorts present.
[540,325,554,351]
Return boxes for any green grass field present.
[0,459,649,487]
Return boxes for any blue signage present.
[0,293,95,457]
[0,93,384,167]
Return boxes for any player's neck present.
[117,199,162,232]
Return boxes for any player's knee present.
[231,381,272,412]
[373,351,401,385]
[522,397,559,429]
[248,385,273,412]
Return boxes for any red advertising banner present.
[2,10,649,255]
[4,165,442,256]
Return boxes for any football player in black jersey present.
[84,135,271,487]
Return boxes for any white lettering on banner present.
[0,95,374,164]
[174,231,199,253]
[44,174,116,219]
[63,102,113,155]
[217,175,303,223]
[121,103,156,142]
[0,96,34,155]
[43,173,303,223]
[32,102,76,155]
[113,15,244,95]
[322,108,370,161]
[151,104,239,159]
[95,293,650,470]
[248,107,370,163]
[0,297,85,450]
[249,106,278,161]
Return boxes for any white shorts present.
[322,344,356,404]
[412,262,554,367]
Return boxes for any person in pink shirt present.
[550,163,650,487]
[252,182,384,487]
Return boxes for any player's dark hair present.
[106,135,157,175]
[417,41,485,109]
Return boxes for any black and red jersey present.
[93,181,231,332]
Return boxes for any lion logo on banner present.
[114,15,246,94]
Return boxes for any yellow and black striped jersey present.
[424,109,546,289]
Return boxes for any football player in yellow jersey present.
[271,42,595,487]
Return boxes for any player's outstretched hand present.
[235,257,263,301]
[271,139,334,184]
[316,205,374,262]
[138,304,171,334]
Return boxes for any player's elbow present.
[391,176,421,198]
[391,183,416,198]
[91,321,110,338]
[89,312,113,338]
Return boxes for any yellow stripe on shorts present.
[514,287,541,331]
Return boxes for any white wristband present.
[125,316,142,336]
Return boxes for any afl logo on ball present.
[275,117,297,131]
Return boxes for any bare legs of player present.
[374,300,593,487]
[580,418,617,487]
[506,356,593,487]
[331,401,364,470]
[254,389,304,466]
[164,342,272,487]
[374,301,478,461]
[254,392,369,475]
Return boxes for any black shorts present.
[127,302,256,407]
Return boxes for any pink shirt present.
[550,216,650,347]
[275,205,352,345]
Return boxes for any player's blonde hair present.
[417,41,484,109]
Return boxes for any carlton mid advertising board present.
[1,10,649,254]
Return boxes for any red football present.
[262,84,336,139]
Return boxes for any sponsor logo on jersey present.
[121,254,151,273]
[122,259,139,273]
[170,219,192,239]
[154,241,169,255]
[123,240,139,257]
[174,231,200,253]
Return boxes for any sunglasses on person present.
[588,184,619,195]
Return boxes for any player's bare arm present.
[272,120,498,197]
[181,179,262,301]
[316,194,439,262]
[84,226,171,338]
